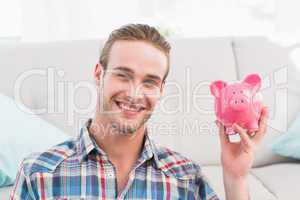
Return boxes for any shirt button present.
[107,172,114,178]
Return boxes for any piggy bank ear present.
[242,74,261,93]
[210,81,227,98]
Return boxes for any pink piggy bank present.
[210,74,263,143]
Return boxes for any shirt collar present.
[137,129,155,162]
[77,119,157,164]
[77,119,105,162]
[77,120,198,180]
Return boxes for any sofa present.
[0,37,299,199]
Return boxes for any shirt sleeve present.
[9,162,34,200]
[195,170,220,200]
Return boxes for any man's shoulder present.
[21,139,77,177]
[154,144,202,180]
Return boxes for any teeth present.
[121,103,136,111]
[117,102,142,112]
[115,99,145,112]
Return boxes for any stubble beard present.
[100,99,153,136]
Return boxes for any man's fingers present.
[253,106,269,143]
[215,120,229,147]
[258,106,269,132]
[233,123,253,149]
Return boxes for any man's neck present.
[88,116,146,167]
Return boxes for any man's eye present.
[144,80,158,88]
[116,73,129,79]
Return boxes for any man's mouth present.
[114,99,146,114]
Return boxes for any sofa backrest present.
[1,37,298,167]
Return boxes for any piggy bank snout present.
[229,96,249,110]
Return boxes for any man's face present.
[95,40,168,135]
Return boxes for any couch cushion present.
[0,40,102,136]
[252,163,300,199]
[202,165,277,200]
[0,93,70,187]
[232,37,300,166]
[271,113,300,159]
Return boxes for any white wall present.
[1,0,300,45]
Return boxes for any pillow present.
[270,113,300,159]
[0,169,12,187]
[0,94,70,187]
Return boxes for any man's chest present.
[33,165,195,199]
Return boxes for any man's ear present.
[94,63,103,86]
[210,80,227,98]
[242,73,261,93]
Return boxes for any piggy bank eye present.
[233,91,236,94]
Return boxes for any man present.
[10,24,268,199]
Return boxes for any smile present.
[114,100,146,113]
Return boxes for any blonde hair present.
[99,24,171,83]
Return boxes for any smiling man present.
[10,24,268,200]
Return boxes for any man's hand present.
[216,106,269,200]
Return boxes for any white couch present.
[1,37,300,199]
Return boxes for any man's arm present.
[223,169,250,200]
[216,106,268,200]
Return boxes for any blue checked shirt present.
[10,119,219,200]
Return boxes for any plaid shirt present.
[10,120,219,200]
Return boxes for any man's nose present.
[126,80,145,98]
